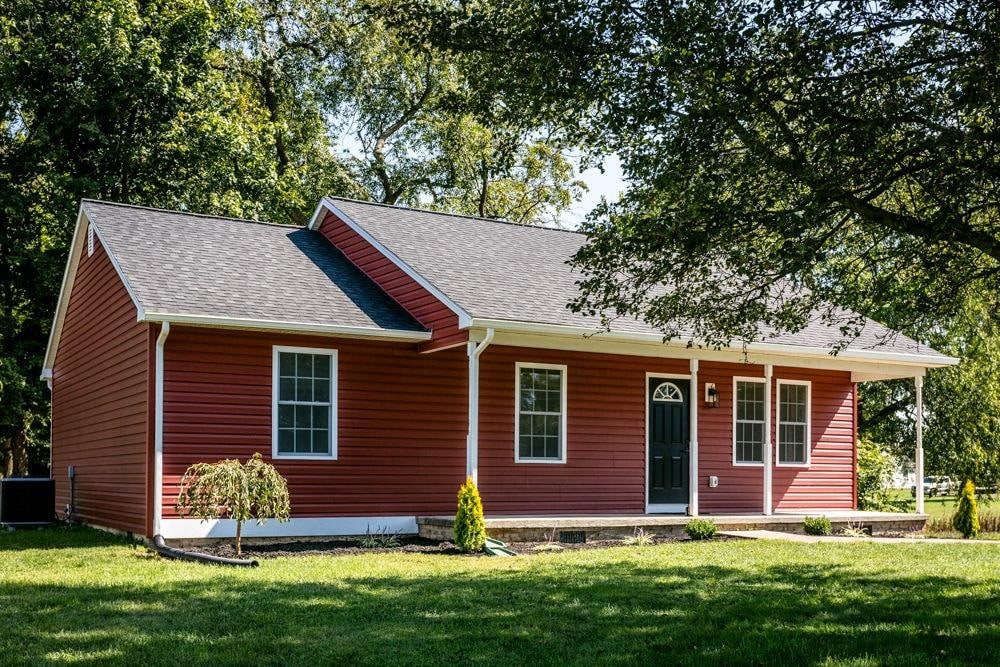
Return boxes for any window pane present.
[279,377,295,402]
[278,404,294,428]
[313,378,330,403]
[520,388,536,412]
[312,405,329,429]
[545,436,559,459]
[312,354,330,379]
[278,429,294,453]
[294,428,310,453]
[280,352,296,377]
[295,404,312,429]
[545,414,559,439]
[519,414,531,439]
[297,353,313,378]
[519,435,532,459]
[312,428,329,454]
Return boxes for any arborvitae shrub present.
[803,516,832,536]
[953,479,980,539]
[685,518,717,540]
[454,477,487,552]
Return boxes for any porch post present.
[915,374,924,514]
[689,358,699,516]
[763,363,773,516]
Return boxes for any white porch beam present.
[689,358,699,516]
[763,363,774,516]
[915,375,925,514]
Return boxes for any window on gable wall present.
[273,347,337,459]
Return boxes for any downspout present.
[466,328,495,484]
[154,322,170,537]
[763,363,773,516]
[689,359,699,516]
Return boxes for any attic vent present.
[87,224,95,256]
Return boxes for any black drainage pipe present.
[152,534,259,567]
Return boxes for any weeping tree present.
[176,453,291,555]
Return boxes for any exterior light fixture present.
[705,383,720,408]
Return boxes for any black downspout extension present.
[152,534,259,567]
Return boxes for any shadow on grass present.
[2,528,999,665]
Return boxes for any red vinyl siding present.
[317,212,466,351]
[698,363,856,513]
[160,327,467,518]
[51,232,150,535]
[477,346,689,514]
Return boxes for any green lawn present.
[3,528,1000,665]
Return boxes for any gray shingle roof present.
[325,197,951,360]
[82,200,424,333]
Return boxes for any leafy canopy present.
[381,0,1000,347]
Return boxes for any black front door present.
[648,378,690,506]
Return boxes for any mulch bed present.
[184,535,704,559]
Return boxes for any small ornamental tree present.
[953,479,980,539]
[176,453,291,555]
[454,477,486,553]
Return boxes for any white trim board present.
[159,516,419,539]
[311,198,474,328]
[143,312,430,341]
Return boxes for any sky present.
[565,154,627,228]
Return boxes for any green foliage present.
[685,519,717,541]
[803,516,832,536]
[388,0,1000,345]
[953,480,980,539]
[453,477,486,552]
[621,527,655,547]
[856,438,900,511]
[176,453,291,555]
[358,526,401,549]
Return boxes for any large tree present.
[0,0,584,473]
[381,0,999,345]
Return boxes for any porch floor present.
[416,511,927,542]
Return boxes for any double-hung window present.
[273,346,337,459]
[515,363,567,463]
[733,378,766,465]
[777,380,810,465]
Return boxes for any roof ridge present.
[81,199,300,229]
[325,196,585,235]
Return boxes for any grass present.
[3,527,1000,665]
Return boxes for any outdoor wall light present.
[705,383,720,408]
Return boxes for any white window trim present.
[652,380,685,403]
[514,361,568,464]
[272,345,338,460]
[775,379,811,467]
[732,376,767,467]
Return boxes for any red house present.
[42,198,955,540]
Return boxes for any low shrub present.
[685,519,717,540]
[454,477,487,552]
[803,516,832,536]
[359,526,401,549]
[953,479,980,539]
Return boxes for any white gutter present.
[141,312,431,342]
[153,321,170,536]
[466,318,958,368]
[466,327,495,483]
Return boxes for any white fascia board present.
[141,311,431,341]
[41,206,146,378]
[468,318,957,373]
[313,198,474,328]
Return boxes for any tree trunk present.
[235,520,243,557]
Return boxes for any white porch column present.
[763,364,773,516]
[689,358,699,516]
[915,375,925,515]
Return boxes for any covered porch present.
[417,510,928,542]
